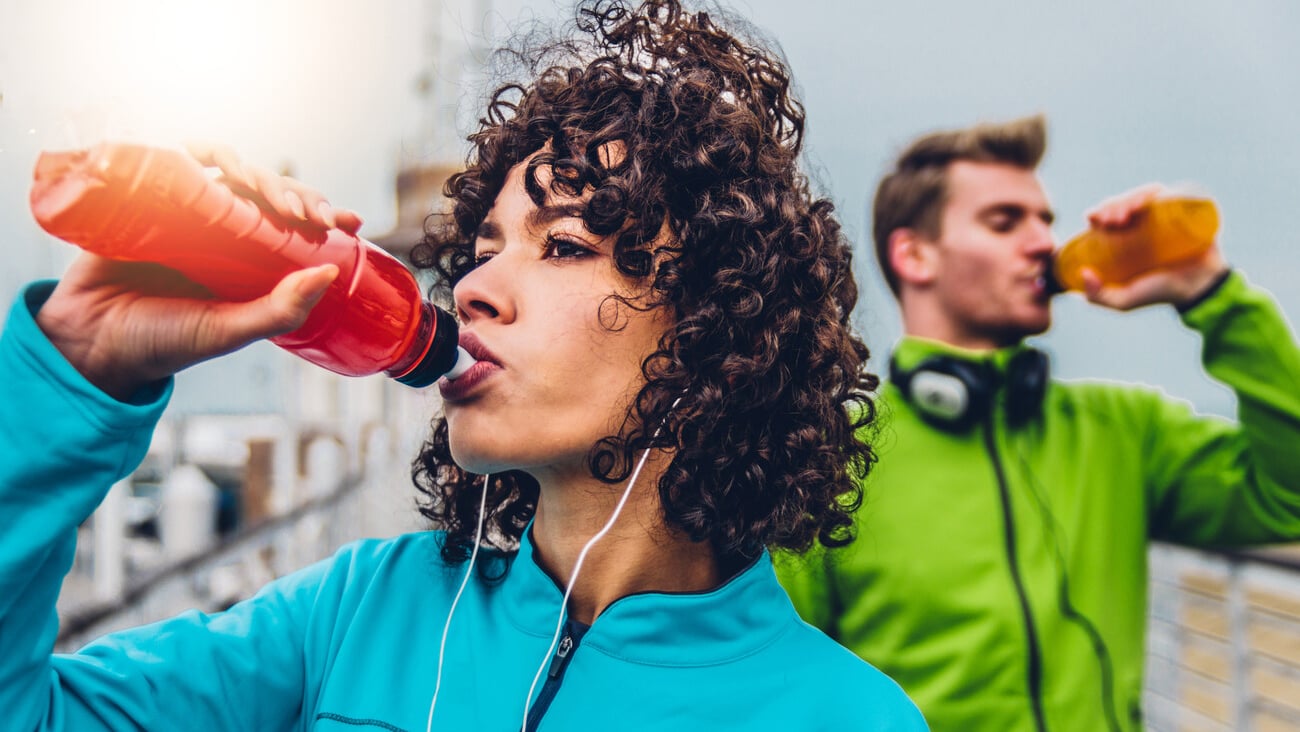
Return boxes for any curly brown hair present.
[409,0,878,565]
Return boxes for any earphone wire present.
[426,472,492,732]
[519,397,680,732]
[1012,439,1122,732]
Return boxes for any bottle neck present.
[390,303,461,387]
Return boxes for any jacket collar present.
[890,335,1042,376]
[500,529,796,666]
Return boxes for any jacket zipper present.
[982,414,1048,732]
[523,621,583,732]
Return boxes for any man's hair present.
[872,115,1047,296]
[409,0,877,564]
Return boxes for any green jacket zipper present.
[983,414,1048,732]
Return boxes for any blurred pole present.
[159,463,217,559]
[304,436,346,497]
[1227,562,1249,731]
[93,479,128,600]
[270,420,297,515]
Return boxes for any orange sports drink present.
[1051,196,1219,293]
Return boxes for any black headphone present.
[890,347,1049,431]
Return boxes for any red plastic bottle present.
[29,142,465,387]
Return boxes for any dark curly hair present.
[409,0,878,566]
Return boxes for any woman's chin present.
[447,439,513,476]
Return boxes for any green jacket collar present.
[890,336,1044,378]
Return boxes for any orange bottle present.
[1051,196,1220,292]
[29,142,470,386]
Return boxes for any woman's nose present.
[453,256,517,325]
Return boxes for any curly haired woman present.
[0,1,925,729]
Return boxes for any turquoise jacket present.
[778,272,1300,731]
[1,282,926,732]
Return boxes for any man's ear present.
[888,228,938,287]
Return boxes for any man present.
[777,115,1300,731]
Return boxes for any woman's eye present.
[544,235,594,260]
[472,251,495,267]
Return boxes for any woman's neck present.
[528,461,723,625]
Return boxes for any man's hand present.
[1078,183,1230,312]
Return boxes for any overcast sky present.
[3,0,1297,416]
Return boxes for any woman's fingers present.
[333,208,365,235]
[185,139,343,227]
[280,183,362,233]
[241,164,300,222]
[185,141,253,189]
[184,142,361,233]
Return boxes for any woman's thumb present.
[224,264,339,344]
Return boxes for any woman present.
[0,1,925,729]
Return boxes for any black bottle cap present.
[394,306,460,388]
[1042,259,1065,297]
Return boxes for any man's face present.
[922,160,1056,349]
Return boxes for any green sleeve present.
[774,547,840,639]
[1144,271,1300,544]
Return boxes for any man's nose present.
[1025,220,1056,256]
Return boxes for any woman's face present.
[439,158,670,483]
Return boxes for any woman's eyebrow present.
[527,203,586,229]
[477,220,503,240]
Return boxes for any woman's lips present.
[457,331,499,366]
[437,359,501,401]
[438,332,502,402]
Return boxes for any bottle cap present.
[394,307,461,387]
[444,347,476,380]
[1041,262,1065,296]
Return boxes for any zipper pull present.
[547,634,574,679]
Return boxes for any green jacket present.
[778,272,1300,731]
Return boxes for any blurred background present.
[2,0,1298,728]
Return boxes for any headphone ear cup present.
[891,356,993,432]
[1006,348,1050,426]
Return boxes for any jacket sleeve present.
[0,281,318,731]
[1143,271,1300,545]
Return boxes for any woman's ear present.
[888,228,938,288]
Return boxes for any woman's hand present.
[34,144,355,401]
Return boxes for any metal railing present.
[54,419,426,652]
[1146,543,1300,731]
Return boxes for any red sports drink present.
[29,142,468,386]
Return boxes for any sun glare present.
[24,0,321,152]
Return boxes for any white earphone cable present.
[519,397,679,732]
[426,472,491,732]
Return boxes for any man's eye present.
[472,251,495,267]
[987,216,1016,233]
